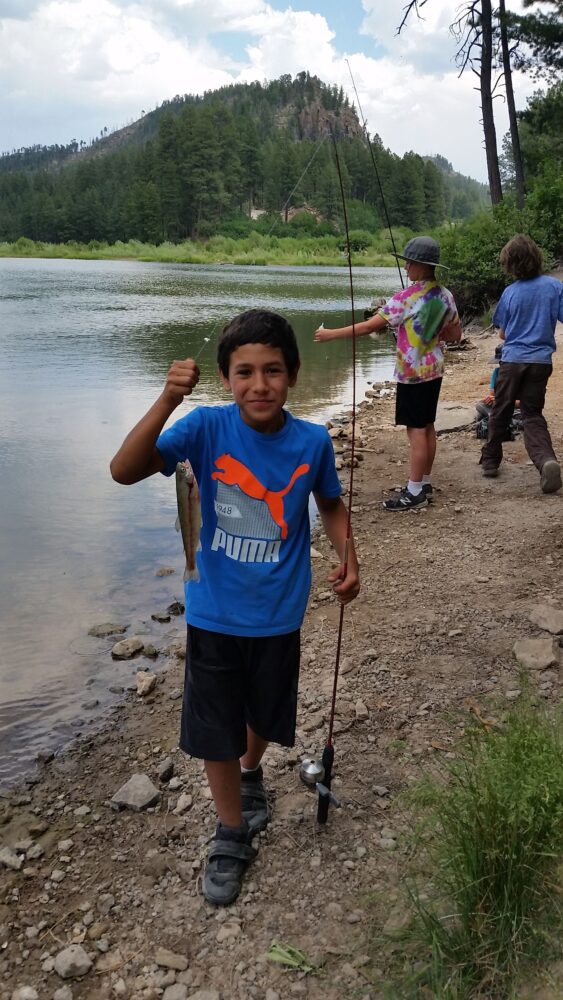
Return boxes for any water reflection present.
[0,258,398,785]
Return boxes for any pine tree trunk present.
[498,0,525,207]
[481,0,503,204]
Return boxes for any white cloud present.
[0,0,541,182]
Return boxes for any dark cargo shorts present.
[395,377,442,428]
[180,624,301,761]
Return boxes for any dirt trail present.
[1,326,562,1000]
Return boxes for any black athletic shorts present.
[180,624,301,761]
[395,377,442,428]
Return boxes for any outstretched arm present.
[110,359,199,484]
[314,495,360,604]
[314,313,388,343]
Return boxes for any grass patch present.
[0,235,398,268]
[377,700,563,998]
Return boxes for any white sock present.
[408,480,423,496]
[241,765,260,774]
[422,474,432,485]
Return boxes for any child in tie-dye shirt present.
[314,236,461,511]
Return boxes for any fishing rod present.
[190,133,331,365]
[345,58,405,289]
[299,127,357,825]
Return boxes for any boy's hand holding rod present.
[110,359,199,485]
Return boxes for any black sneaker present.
[422,483,434,503]
[202,820,257,906]
[541,460,562,494]
[482,464,499,478]
[383,488,428,512]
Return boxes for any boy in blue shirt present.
[481,234,563,493]
[110,309,360,905]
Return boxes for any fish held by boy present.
[175,460,201,581]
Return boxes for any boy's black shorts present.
[180,624,300,761]
[395,377,442,428]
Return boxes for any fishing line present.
[188,132,331,370]
[265,132,330,238]
[345,59,405,289]
[313,128,358,825]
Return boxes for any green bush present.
[389,700,563,997]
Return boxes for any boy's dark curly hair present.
[217,309,300,376]
[499,234,543,280]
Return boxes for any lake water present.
[0,257,398,786]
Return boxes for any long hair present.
[500,234,543,280]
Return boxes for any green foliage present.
[506,0,563,79]
[341,229,373,252]
[0,74,486,245]
[438,198,555,316]
[386,700,563,998]
[267,942,319,974]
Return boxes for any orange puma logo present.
[212,454,309,539]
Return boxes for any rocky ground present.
[1,325,563,1000]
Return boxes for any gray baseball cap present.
[392,236,448,268]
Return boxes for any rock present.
[154,947,189,971]
[528,604,563,635]
[11,988,39,1000]
[382,901,414,938]
[162,987,188,1000]
[186,992,220,1000]
[173,793,193,815]
[156,567,175,577]
[158,757,174,782]
[513,637,559,672]
[96,893,115,915]
[373,785,389,797]
[152,611,172,622]
[0,846,23,871]
[54,944,93,979]
[110,774,161,811]
[166,639,187,660]
[216,921,241,942]
[96,949,124,973]
[167,601,185,616]
[111,636,144,660]
[435,403,475,435]
[355,699,369,721]
[136,671,157,696]
[88,622,128,638]
[53,988,74,1000]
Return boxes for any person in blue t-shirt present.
[110,309,360,906]
[481,234,563,494]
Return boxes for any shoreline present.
[1,325,562,999]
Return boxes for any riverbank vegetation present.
[0,71,561,317]
[378,698,563,998]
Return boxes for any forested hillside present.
[0,73,489,245]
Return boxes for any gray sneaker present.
[540,460,562,494]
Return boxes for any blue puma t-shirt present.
[156,404,342,637]
[493,275,563,364]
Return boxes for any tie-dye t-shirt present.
[379,281,459,383]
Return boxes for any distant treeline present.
[0,74,489,245]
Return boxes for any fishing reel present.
[299,756,341,820]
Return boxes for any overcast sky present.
[0,0,539,182]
